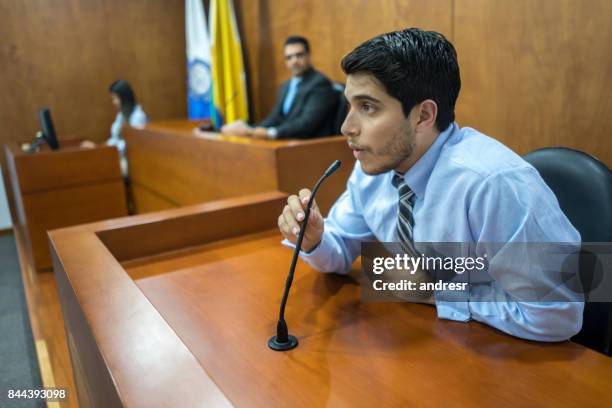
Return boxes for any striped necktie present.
[392,173,418,257]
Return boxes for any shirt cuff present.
[267,127,279,139]
[280,233,340,273]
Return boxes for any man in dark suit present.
[221,36,338,139]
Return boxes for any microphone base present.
[268,334,298,351]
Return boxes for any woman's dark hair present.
[109,80,137,120]
[341,28,461,132]
[284,35,310,53]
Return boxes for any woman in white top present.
[107,80,148,176]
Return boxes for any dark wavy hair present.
[109,80,137,120]
[284,35,310,53]
[341,28,461,132]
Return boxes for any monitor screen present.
[38,107,60,150]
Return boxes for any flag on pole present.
[209,0,249,127]
[186,0,213,119]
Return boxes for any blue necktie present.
[282,78,300,115]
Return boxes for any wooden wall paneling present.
[0,0,186,161]
[454,0,612,165]
[235,0,454,123]
[101,0,187,123]
[0,1,113,147]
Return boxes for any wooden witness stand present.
[50,192,612,407]
[4,120,355,407]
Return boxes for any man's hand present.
[251,127,270,139]
[278,188,324,253]
[80,140,96,149]
[221,120,251,136]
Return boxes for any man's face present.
[284,43,311,77]
[342,73,417,175]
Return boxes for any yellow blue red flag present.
[209,0,248,126]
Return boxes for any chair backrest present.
[523,147,612,242]
[524,147,612,355]
[331,82,347,135]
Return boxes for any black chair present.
[523,147,612,355]
[331,82,347,135]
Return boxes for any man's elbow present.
[516,301,584,342]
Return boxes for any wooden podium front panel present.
[126,120,355,215]
[128,232,612,408]
[126,126,278,212]
[5,144,122,193]
[23,181,126,268]
[5,143,127,269]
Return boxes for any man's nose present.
[341,110,359,138]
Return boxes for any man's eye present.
[361,103,375,113]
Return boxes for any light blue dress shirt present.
[107,105,148,176]
[295,123,584,342]
[282,77,302,115]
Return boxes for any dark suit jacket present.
[257,68,337,139]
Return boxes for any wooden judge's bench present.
[125,120,355,215]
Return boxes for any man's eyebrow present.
[345,94,382,104]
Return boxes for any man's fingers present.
[282,205,301,236]
[298,188,311,203]
[287,195,306,222]
[278,214,295,241]
[298,188,321,212]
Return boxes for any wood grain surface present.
[50,191,612,407]
[131,230,612,407]
[236,0,611,166]
[5,143,127,269]
[0,0,186,157]
[126,120,355,215]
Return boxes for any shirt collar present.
[394,122,456,199]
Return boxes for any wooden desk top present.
[142,118,347,149]
[127,231,611,408]
[49,192,612,407]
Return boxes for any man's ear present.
[415,99,438,130]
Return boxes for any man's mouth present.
[348,142,367,159]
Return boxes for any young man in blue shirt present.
[277,28,583,342]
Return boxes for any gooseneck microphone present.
[268,160,342,351]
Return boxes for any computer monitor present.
[25,108,60,153]
[38,108,60,150]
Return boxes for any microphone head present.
[324,160,342,177]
